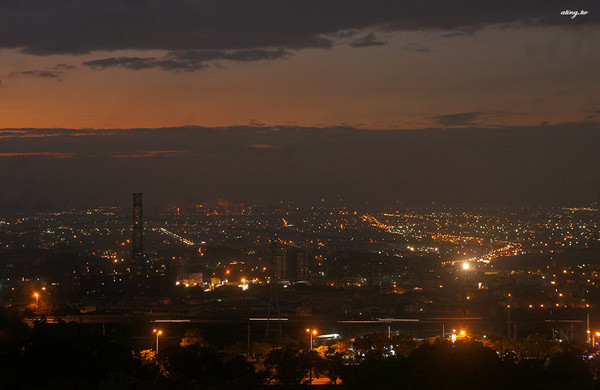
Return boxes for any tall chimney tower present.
[131,193,144,264]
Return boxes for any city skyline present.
[2,3,600,387]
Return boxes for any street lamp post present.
[306,329,317,384]
[306,328,317,350]
[33,292,39,314]
[593,332,600,349]
[587,313,591,344]
[153,329,163,357]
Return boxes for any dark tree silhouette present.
[265,345,313,386]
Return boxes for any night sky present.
[0,1,598,212]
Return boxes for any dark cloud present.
[402,43,434,53]
[110,150,188,158]
[247,144,284,149]
[0,129,117,140]
[84,57,168,71]
[55,63,76,70]
[434,111,527,127]
[0,152,74,158]
[7,63,76,81]
[582,109,600,117]
[248,120,267,127]
[9,70,64,80]
[436,112,483,127]
[349,33,386,47]
[221,48,292,62]
[440,28,479,38]
[585,112,600,120]
[0,1,594,58]
[84,48,291,71]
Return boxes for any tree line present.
[2,309,600,389]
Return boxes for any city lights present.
[0,1,596,387]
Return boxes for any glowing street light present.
[33,292,39,313]
[153,329,163,356]
[462,262,471,283]
[306,328,317,350]
[593,332,600,349]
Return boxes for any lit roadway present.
[157,227,197,246]
[362,213,522,264]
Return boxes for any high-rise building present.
[296,250,311,281]
[269,233,285,281]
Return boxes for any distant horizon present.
[2,118,600,132]
[1,122,599,214]
[3,200,598,219]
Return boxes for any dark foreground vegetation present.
[2,310,600,389]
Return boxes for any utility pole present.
[507,305,511,340]
[247,322,251,359]
[587,312,591,344]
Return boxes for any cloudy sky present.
[0,1,599,211]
